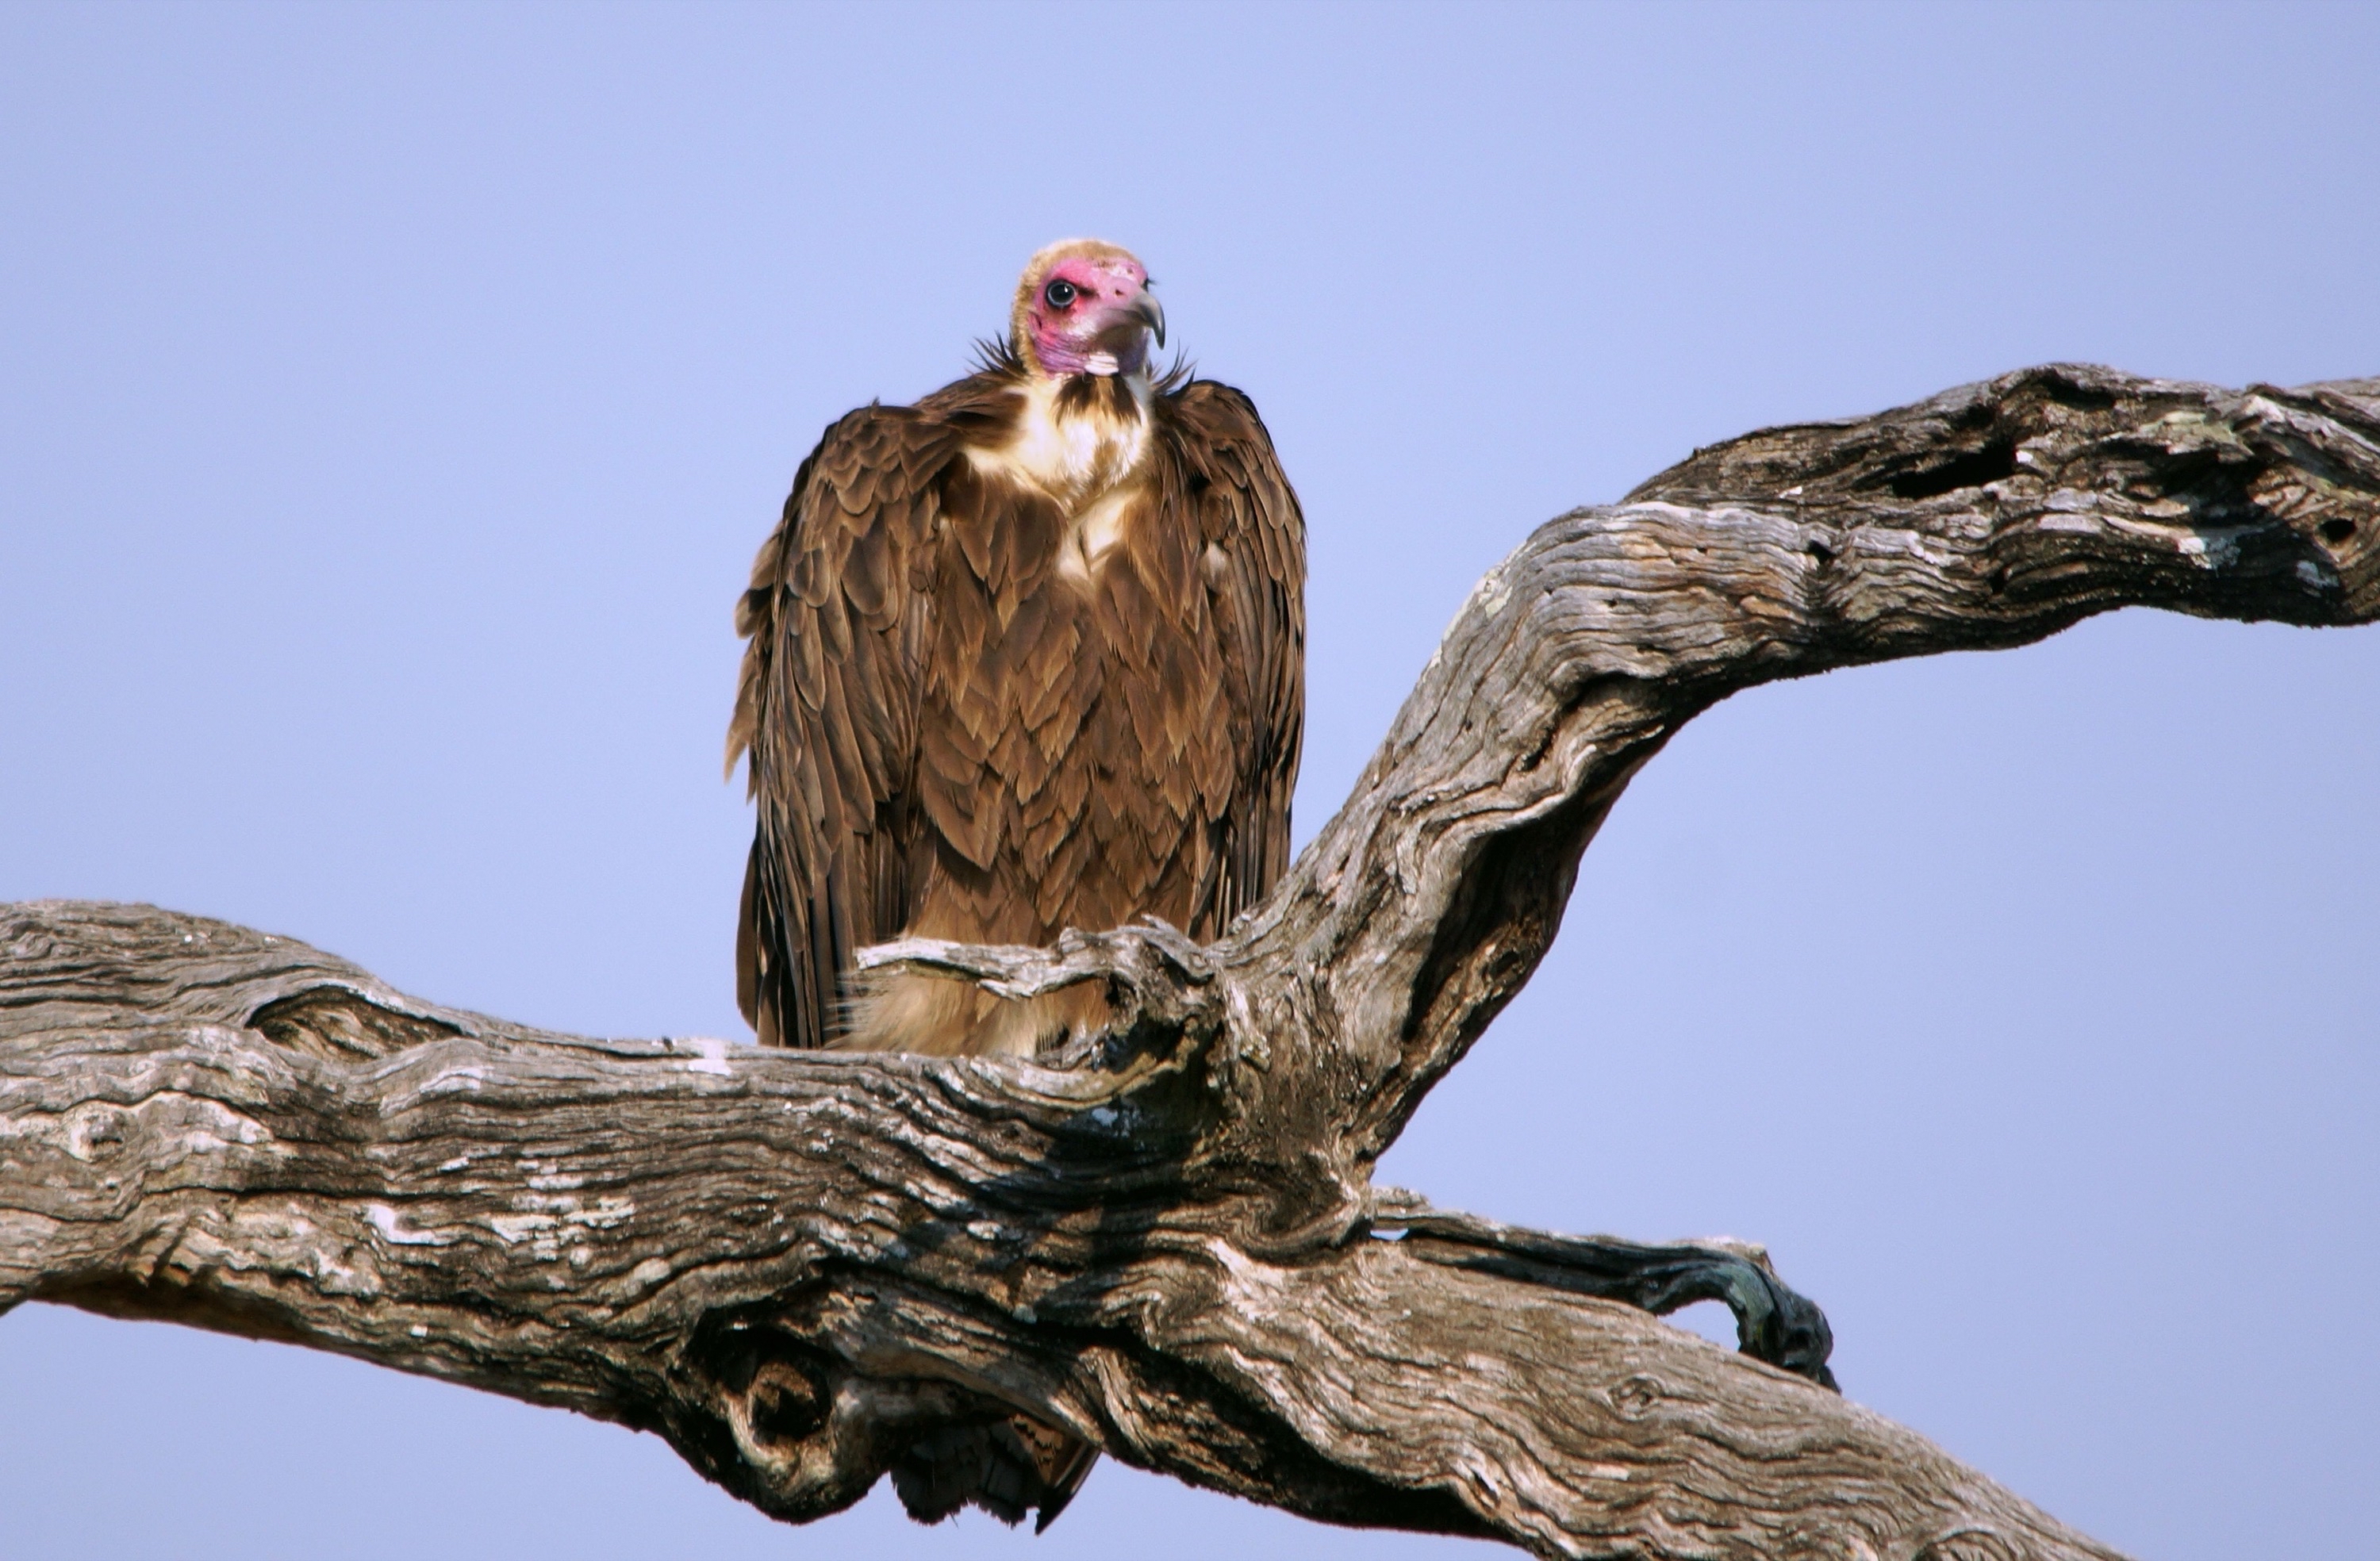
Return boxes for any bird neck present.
[976,370,1154,509]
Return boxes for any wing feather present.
[729,402,966,1049]
[1157,381,1307,926]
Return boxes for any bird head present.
[1010,240,1165,380]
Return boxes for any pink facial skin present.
[1023,254,1165,378]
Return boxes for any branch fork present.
[9,365,2376,1558]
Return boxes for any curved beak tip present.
[1138,292,1167,349]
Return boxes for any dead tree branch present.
[6,365,2375,1559]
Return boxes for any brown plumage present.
[729,240,1305,1060]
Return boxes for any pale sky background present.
[4,3,2378,1558]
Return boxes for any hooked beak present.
[1134,288,1166,349]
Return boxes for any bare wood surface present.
[6,364,2375,1559]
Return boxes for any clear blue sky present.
[4,3,2376,1557]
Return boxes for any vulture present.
[729,240,1306,1059]
[724,240,1305,1527]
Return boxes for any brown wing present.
[728,400,964,1049]
[1158,379,1307,926]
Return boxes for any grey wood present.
[6,364,2374,1559]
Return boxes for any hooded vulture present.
[730,240,1306,1061]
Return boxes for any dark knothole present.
[747,1363,828,1446]
[1884,439,2020,501]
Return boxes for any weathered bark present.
[6,364,2375,1559]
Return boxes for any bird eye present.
[1042,279,1078,309]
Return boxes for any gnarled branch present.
[6,365,2374,1559]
